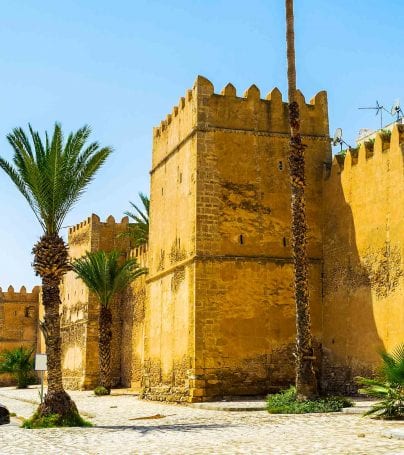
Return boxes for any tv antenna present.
[358,100,390,129]
[390,99,403,122]
[332,128,351,152]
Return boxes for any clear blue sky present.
[0,0,402,289]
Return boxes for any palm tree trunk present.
[99,306,113,392]
[37,276,79,416]
[33,234,79,418]
[285,0,318,400]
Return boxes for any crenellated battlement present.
[327,123,404,179]
[153,76,328,137]
[68,214,129,235]
[0,285,40,302]
[152,76,330,170]
[128,244,148,268]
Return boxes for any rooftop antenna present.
[390,99,403,122]
[332,128,351,152]
[358,100,390,129]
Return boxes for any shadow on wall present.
[322,135,404,394]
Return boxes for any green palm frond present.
[0,346,35,374]
[0,123,112,234]
[120,193,149,246]
[71,250,147,308]
[379,343,404,385]
[0,346,35,388]
[356,343,404,419]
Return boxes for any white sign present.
[35,354,47,371]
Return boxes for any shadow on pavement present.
[91,423,236,434]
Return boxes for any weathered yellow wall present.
[0,286,40,385]
[322,125,404,393]
[28,76,402,400]
[142,84,198,400]
[61,214,130,389]
[143,75,331,401]
[191,77,329,400]
[120,245,148,389]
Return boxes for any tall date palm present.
[120,193,150,247]
[72,250,147,393]
[285,0,318,399]
[0,124,111,422]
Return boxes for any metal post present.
[40,371,44,404]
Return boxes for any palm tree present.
[120,193,149,247]
[285,0,318,399]
[0,124,111,422]
[71,250,147,393]
[357,344,404,418]
[0,346,35,388]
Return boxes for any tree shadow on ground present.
[90,423,236,434]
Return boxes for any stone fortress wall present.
[60,214,130,389]
[1,76,402,398]
[142,76,331,401]
[322,124,404,393]
[0,286,40,385]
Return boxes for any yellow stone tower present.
[142,76,331,401]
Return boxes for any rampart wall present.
[61,214,130,389]
[120,245,148,389]
[0,286,40,385]
[322,125,404,393]
[143,75,331,401]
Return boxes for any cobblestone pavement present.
[0,387,403,455]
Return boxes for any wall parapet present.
[328,123,404,178]
[0,285,40,302]
[68,213,129,235]
[152,75,329,170]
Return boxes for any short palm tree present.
[0,346,35,388]
[285,0,317,399]
[0,124,111,422]
[72,250,147,393]
[357,344,404,418]
[121,193,149,247]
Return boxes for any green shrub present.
[94,386,110,396]
[357,343,404,419]
[380,129,392,141]
[22,412,92,429]
[266,386,353,414]
[364,138,375,150]
[0,346,35,388]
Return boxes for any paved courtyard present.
[0,386,403,455]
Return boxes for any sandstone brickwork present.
[141,76,331,401]
[0,285,40,385]
[60,214,130,389]
[3,75,402,401]
[120,245,148,389]
[322,124,404,393]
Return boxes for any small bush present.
[380,129,392,141]
[356,343,404,419]
[94,386,110,396]
[22,412,92,429]
[0,346,35,388]
[266,386,353,414]
[364,138,375,151]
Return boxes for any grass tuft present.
[266,386,353,414]
[22,411,92,429]
[94,386,110,396]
